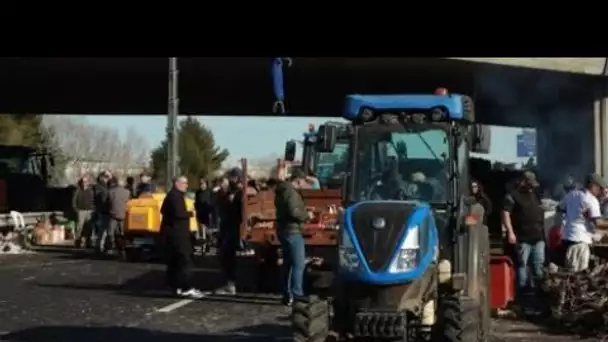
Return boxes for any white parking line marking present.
[155,299,194,313]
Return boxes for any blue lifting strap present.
[271,57,292,114]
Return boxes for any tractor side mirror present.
[316,125,337,153]
[284,140,296,162]
[471,124,491,154]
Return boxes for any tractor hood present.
[341,200,439,284]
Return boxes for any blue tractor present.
[292,89,491,342]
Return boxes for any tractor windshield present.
[313,141,349,186]
[353,123,449,202]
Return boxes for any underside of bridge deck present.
[0,57,604,185]
[0,58,476,116]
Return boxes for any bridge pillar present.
[596,78,608,178]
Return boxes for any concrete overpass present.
[1,57,607,182]
[449,58,607,76]
[0,58,604,121]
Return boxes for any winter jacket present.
[274,181,309,235]
[93,183,110,214]
[72,185,95,211]
[108,186,131,220]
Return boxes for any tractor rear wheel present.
[292,295,330,342]
[433,294,481,342]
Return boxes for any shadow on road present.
[29,248,325,305]
[35,266,285,305]
[1,324,292,342]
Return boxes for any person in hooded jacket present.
[274,168,313,306]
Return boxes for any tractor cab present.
[284,122,351,189]
[292,90,492,342]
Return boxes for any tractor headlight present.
[388,225,421,273]
[339,230,360,271]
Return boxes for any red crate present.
[489,255,515,310]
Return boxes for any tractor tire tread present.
[434,294,481,342]
[292,295,330,342]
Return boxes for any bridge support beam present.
[595,60,608,177]
[596,80,608,178]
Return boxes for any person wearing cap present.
[213,167,245,296]
[501,170,545,294]
[274,168,314,306]
[558,173,608,272]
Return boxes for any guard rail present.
[0,211,65,228]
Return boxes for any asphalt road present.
[0,249,601,342]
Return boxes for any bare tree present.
[41,116,150,184]
[249,154,282,179]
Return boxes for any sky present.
[82,115,532,166]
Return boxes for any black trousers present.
[218,229,239,284]
[164,233,194,291]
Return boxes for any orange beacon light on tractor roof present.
[434,87,448,96]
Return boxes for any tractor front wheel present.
[293,295,330,342]
[433,294,482,342]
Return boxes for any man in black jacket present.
[161,176,207,299]
[214,168,244,295]
[93,171,111,251]
[502,171,545,295]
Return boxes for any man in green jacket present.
[274,168,313,306]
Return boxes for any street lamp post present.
[166,57,179,190]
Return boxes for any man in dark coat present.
[160,175,207,299]
[213,168,244,295]
[93,171,111,251]
[274,168,312,306]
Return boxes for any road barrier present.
[0,211,65,229]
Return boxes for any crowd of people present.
[161,166,318,302]
[71,161,608,310]
[69,165,320,304]
[467,169,608,308]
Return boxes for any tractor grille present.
[350,202,416,272]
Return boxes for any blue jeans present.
[278,232,306,299]
[516,240,545,290]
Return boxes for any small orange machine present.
[122,193,197,261]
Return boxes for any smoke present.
[474,64,597,187]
